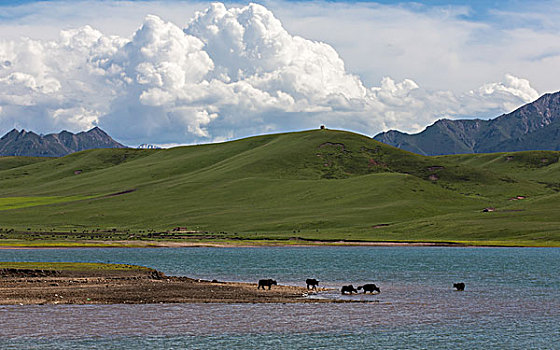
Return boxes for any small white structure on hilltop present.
[137,144,162,149]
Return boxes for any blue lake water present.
[0,247,559,349]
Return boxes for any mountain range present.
[0,127,125,157]
[2,90,559,158]
[374,91,560,155]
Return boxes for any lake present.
[0,247,558,349]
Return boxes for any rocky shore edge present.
[0,265,349,305]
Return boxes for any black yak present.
[341,285,358,294]
[258,279,277,290]
[453,282,465,291]
[357,284,380,294]
[306,278,319,290]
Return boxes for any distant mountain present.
[0,127,126,157]
[374,91,560,155]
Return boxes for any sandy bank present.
[0,239,473,249]
[0,267,347,305]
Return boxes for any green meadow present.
[0,261,152,272]
[0,196,95,210]
[0,129,558,246]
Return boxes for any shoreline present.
[0,265,360,305]
[0,241,459,249]
[0,239,556,249]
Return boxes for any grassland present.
[0,196,95,210]
[0,261,152,272]
[0,129,558,246]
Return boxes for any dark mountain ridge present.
[0,127,125,157]
[374,91,560,155]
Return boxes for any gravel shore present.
[0,267,336,305]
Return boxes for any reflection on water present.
[1,302,558,348]
[0,247,559,348]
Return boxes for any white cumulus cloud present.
[0,2,543,145]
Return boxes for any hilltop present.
[0,129,558,246]
[374,91,560,155]
[0,127,125,157]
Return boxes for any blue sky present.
[0,0,553,26]
[0,0,558,145]
[0,0,542,14]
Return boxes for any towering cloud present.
[0,2,539,145]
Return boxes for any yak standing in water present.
[357,284,381,294]
[306,279,319,290]
[258,279,277,290]
[341,285,358,294]
[453,282,465,291]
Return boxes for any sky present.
[0,0,558,146]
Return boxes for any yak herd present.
[257,278,466,294]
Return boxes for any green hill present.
[0,129,558,246]
[0,156,48,171]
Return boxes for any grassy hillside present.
[0,261,153,272]
[0,156,48,171]
[0,129,558,246]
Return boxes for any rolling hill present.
[374,91,560,155]
[0,129,558,246]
